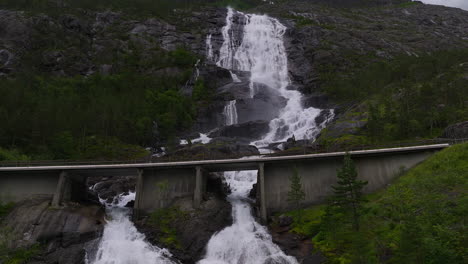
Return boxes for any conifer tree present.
[330,154,368,231]
[287,166,305,209]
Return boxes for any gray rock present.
[137,194,232,263]
[278,215,293,227]
[3,195,104,263]
[442,121,468,139]
[208,121,270,141]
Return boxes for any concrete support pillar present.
[193,166,203,209]
[258,163,267,223]
[51,171,67,207]
[133,169,144,219]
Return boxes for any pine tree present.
[330,154,368,231]
[287,166,305,209]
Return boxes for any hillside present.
[275,142,468,263]
[0,0,467,161]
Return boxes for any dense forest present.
[0,47,201,161]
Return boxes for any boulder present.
[208,121,270,141]
[137,194,232,263]
[88,175,136,203]
[442,121,468,139]
[235,85,288,123]
[170,138,260,160]
[3,195,105,263]
[278,215,294,227]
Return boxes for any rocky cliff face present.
[1,1,467,143]
[261,1,468,104]
[1,195,104,263]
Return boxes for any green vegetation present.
[149,207,188,249]
[0,0,264,18]
[282,143,468,263]
[320,50,468,143]
[0,202,14,219]
[328,154,367,231]
[0,148,30,162]
[0,244,42,264]
[287,166,306,209]
[0,44,204,160]
[396,1,420,8]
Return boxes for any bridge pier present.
[136,167,203,216]
[258,163,267,224]
[51,171,68,207]
[193,166,207,209]
[133,169,144,219]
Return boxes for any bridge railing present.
[0,138,465,167]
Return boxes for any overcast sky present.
[417,0,468,11]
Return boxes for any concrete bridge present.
[0,144,449,221]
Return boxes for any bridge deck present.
[0,144,449,174]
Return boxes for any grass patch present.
[0,244,42,264]
[0,202,14,219]
[149,207,188,249]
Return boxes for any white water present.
[199,170,297,264]
[180,133,212,145]
[224,100,238,126]
[206,34,214,61]
[88,192,174,264]
[214,7,331,148]
[217,7,236,69]
[229,71,242,83]
[199,8,313,264]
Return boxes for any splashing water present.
[199,169,297,264]
[87,192,174,264]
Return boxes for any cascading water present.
[199,170,297,264]
[215,8,333,149]
[88,6,333,264]
[206,34,214,61]
[198,7,330,264]
[87,192,174,264]
[223,100,238,126]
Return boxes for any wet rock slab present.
[3,195,105,264]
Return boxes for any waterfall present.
[87,192,174,264]
[213,7,329,146]
[206,34,214,61]
[217,7,236,69]
[224,100,238,126]
[199,170,297,264]
[234,12,290,97]
[199,7,312,264]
